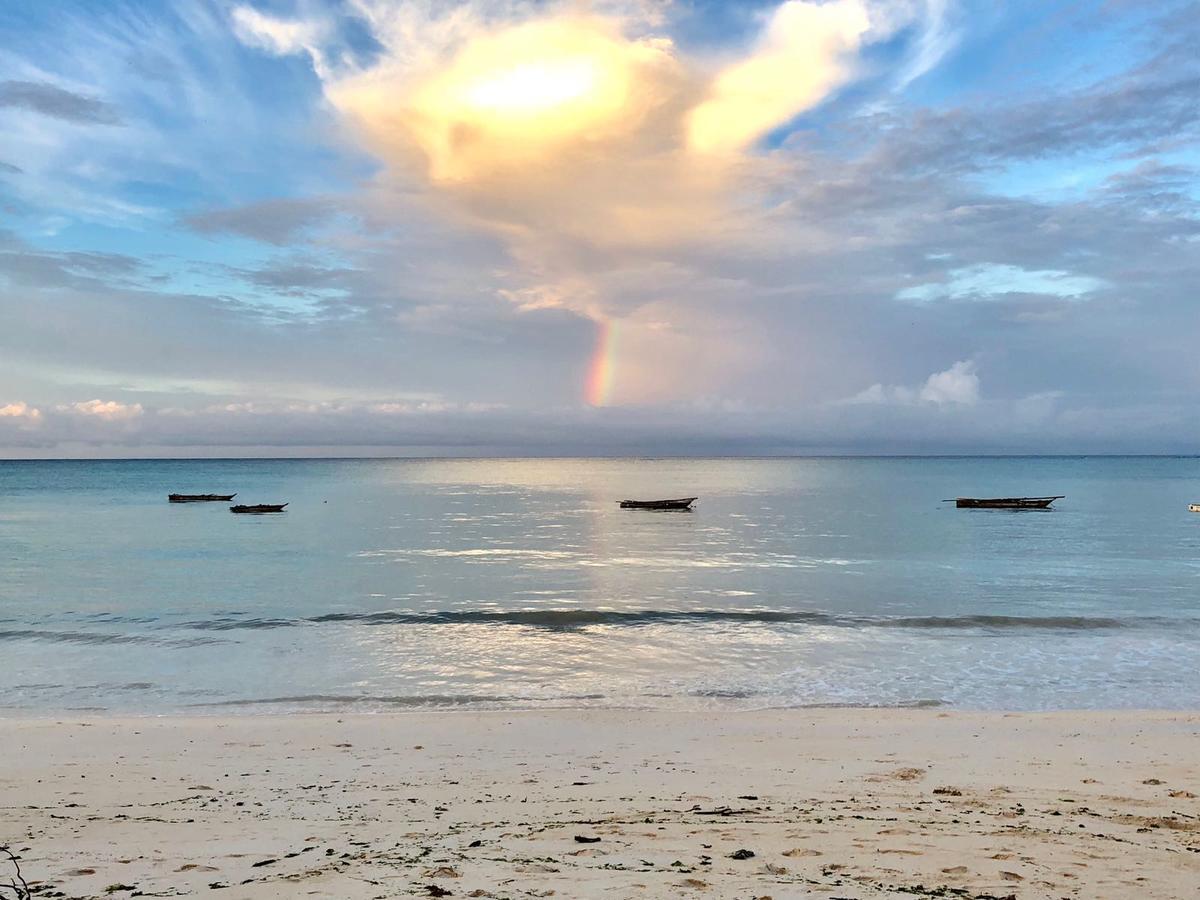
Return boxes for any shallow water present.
[1,457,1198,713]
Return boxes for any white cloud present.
[60,399,144,421]
[843,360,979,406]
[896,263,1106,303]
[918,359,979,404]
[230,6,330,77]
[686,0,874,154]
[892,0,958,91]
[0,401,43,427]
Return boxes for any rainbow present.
[584,317,618,406]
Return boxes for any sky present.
[0,0,1197,456]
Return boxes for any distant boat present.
[618,497,697,510]
[169,493,236,503]
[949,496,1064,509]
[1190,504,1200,513]
[230,503,288,514]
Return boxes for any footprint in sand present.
[781,848,822,857]
[941,866,969,875]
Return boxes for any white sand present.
[3,709,1199,898]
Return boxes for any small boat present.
[230,503,288,514]
[618,497,697,510]
[169,493,236,503]
[1189,504,1200,513]
[949,496,1064,509]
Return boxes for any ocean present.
[1,457,1198,714]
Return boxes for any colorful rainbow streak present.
[585,318,618,406]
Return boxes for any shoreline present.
[5,708,1199,898]
[5,700,1200,719]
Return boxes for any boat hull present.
[955,497,1061,509]
[230,503,288,514]
[619,497,697,510]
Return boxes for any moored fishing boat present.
[169,493,236,502]
[950,496,1064,509]
[230,503,288,514]
[618,497,697,510]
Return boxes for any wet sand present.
[3,709,1198,898]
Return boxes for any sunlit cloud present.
[0,401,43,427]
[59,399,145,421]
[334,15,679,184]
[687,0,872,154]
[304,1,925,405]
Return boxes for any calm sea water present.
[2,457,1199,714]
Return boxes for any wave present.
[177,608,1176,632]
[0,629,223,647]
[189,692,953,712]
[192,692,605,708]
[8,611,1183,647]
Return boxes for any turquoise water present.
[1,457,1198,713]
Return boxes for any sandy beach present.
[3,710,1198,898]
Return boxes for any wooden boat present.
[169,493,236,503]
[618,497,697,510]
[1189,504,1200,513]
[949,496,1064,509]
[230,503,288,514]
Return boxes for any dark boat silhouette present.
[230,503,288,514]
[618,497,697,510]
[949,496,1064,509]
[169,493,236,503]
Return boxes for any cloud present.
[686,0,872,153]
[326,10,711,249]
[0,240,147,292]
[335,14,673,182]
[59,400,145,421]
[322,1,920,232]
[230,5,331,77]
[296,0,931,404]
[892,0,957,91]
[184,197,339,245]
[7,386,1200,457]
[919,359,979,405]
[845,360,979,406]
[0,401,43,428]
[0,80,123,125]
[896,263,1107,303]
